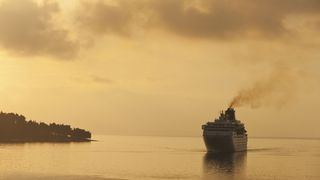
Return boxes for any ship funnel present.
[225,108,236,121]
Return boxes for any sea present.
[0,135,319,180]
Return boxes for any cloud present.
[75,1,133,36]
[2,0,320,59]
[91,75,113,84]
[0,0,79,59]
[76,0,320,39]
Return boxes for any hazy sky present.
[0,0,319,137]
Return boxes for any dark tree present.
[0,111,91,142]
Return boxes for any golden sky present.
[0,0,319,137]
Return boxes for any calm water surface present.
[0,135,319,180]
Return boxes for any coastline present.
[0,138,94,143]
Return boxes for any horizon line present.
[92,134,320,140]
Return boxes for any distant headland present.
[0,111,91,142]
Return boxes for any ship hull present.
[203,134,247,152]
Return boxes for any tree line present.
[0,111,91,142]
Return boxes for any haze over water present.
[0,135,319,180]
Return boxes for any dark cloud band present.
[0,0,79,59]
[76,0,320,39]
[1,0,320,59]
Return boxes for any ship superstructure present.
[202,108,247,152]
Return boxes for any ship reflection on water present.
[203,152,247,180]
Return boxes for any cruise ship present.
[202,108,247,152]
